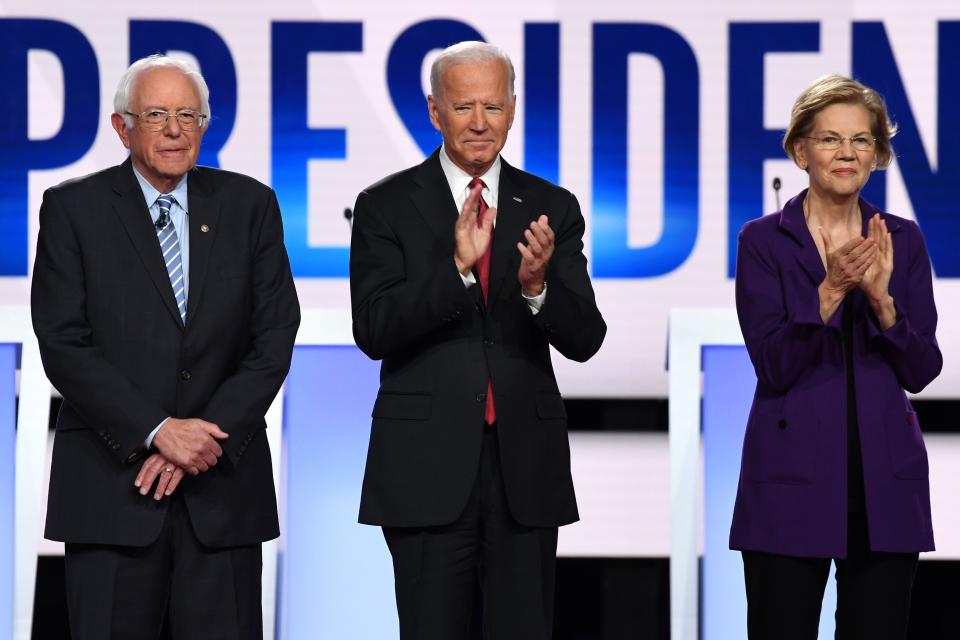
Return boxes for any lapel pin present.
[200,224,210,233]
[513,196,523,203]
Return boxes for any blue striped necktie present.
[155,194,186,324]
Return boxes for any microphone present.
[772,177,782,211]
[344,207,353,230]
[155,211,170,230]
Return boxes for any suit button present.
[476,393,486,403]
[484,338,494,347]
[778,419,788,430]
[180,370,192,381]
[111,442,120,451]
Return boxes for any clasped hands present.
[818,213,896,328]
[453,182,555,297]
[134,417,228,501]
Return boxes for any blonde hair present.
[783,74,897,169]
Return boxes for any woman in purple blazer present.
[730,75,942,639]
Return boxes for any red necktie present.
[469,178,496,425]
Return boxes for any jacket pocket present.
[372,392,432,420]
[885,406,929,480]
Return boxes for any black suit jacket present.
[31,159,300,548]
[350,150,606,528]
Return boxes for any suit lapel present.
[858,197,901,236]
[110,160,184,328]
[488,161,531,309]
[778,189,826,285]
[185,167,222,326]
[411,151,460,243]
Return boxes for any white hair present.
[114,54,211,129]
[429,41,516,100]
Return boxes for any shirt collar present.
[131,166,190,218]
[438,145,501,206]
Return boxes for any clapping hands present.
[817,214,896,328]
[818,214,893,300]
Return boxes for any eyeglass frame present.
[124,109,208,131]
[804,133,877,152]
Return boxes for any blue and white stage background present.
[3,0,960,399]
[4,2,960,639]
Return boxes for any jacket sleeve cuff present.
[866,299,910,352]
[790,286,842,331]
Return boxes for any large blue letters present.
[853,21,960,277]
[592,24,700,277]
[727,22,819,277]
[271,22,362,277]
[524,23,560,185]
[0,19,98,275]
[5,18,956,280]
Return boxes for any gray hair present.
[429,41,515,100]
[114,54,211,129]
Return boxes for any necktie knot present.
[468,179,489,228]
[156,194,176,214]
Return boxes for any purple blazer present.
[729,189,942,558]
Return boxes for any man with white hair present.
[350,41,606,639]
[31,54,300,638]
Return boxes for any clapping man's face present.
[428,60,515,177]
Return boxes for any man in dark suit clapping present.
[350,41,606,640]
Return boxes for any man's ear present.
[427,94,442,132]
[111,113,132,150]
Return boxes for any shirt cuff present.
[145,418,168,449]
[522,282,547,315]
[460,270,477,288]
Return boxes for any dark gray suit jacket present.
[32,159,300,548]
[350,149,606,528]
